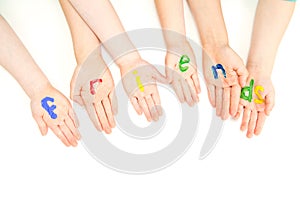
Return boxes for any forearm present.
[68,0,141,69]
[247,0,295,75]
[187,0,228,54]
[154,0,187,49]
[60,0,100,65]
[0,16,50,99]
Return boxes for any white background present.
[1,0,300,199]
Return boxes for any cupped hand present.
[202,45,248,119]
[234,75,275,138]
[30,83,80,147]
[165,42,201,106]
[120,59,168,122]
[70,51,117,134]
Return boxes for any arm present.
[0,15,50,99]
[68,0,141,69]
[60,0,117,134]
[247,0,296,76]
[187,0,228,55]
[0,15,79,146]
[154,0,186,48]
[154,0,201,106]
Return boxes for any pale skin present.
[187,0,249,120]
[0,16,80,147]
[234,0,295,138]
[67,0,168,122]
[60,0,117,134]
[154,0,201,106]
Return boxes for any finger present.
[172,79,185,103]
[33,115,48,136]
[233,65,248,87]
[138,98,152,122]
[230,85,240,116]
[130,97,143,115]
[65,116,80,140]
[233,103,243,120]
[69,109,79,128]
[221,87,230,120]
[102,97,116,128]
[84,102,102,131]
[192,73,201,94]
[265,92,275,116]
[145,95,159,121]
[247,110,258,138]
[165,59,174,83]
[151,93,162,116]
[181,79,194,106]
[109,91,118,115]
[215,87,223,117]
[187,78,199,103]
[152,67,168,84]
[59,123,77,147]
[254,112,267,136]
[50,125,70,147]
[206,84,216,107]
[241,107,251,132]
[95,101,111,134]
[71,95,84,106]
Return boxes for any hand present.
[70,52,117,134]
[165,42,201,106]
[202,45,248,120]
[234,75,275,138]
[30,83,80,147]
[120,59,168,122]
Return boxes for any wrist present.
[115,50,142,71]
[28,80,52,100]
[202,42,229,60]
[246,60,272,79]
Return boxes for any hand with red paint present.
[119,58,168,122]
[70,50,117,134]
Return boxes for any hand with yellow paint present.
[120,59,168,122]
[234,75,275,138]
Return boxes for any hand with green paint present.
[234,75,274,138]
[165,43,201,107]
[120,59,168,122]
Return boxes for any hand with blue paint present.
[0,16,80,147]
[202,47,248,120]
[30,85,80,147]
[120,59,168,122]
[188,0,249,120]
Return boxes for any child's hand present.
[120,59,168,122]
[165,42,201,106]
[70,53,117,134]
[234,76,275,138]
[202,45,248,120]
[30,83,80,147]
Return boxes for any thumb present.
[265,92,275,116]
[152,67,168,84]
[236,65,249,87]
[33,115,48,136]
